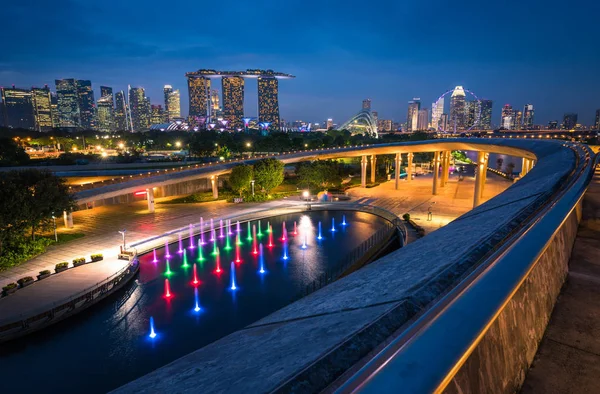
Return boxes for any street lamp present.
[302,190,310,201]
[118,230,127,251]
[251,180,255,196]
[51,212,57,242]
[175,141,182,148]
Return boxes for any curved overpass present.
[114,139,597,393]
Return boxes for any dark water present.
[0,210,388,394]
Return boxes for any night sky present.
[2,0,600,126]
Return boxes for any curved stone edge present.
[113,139,580,393]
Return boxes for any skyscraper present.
[32,86,53,131]
[97,95,115,133]
[562,113,578,130]
[114,91,128,131]
[258,76,279,129]
[449,86,466,131]
[187,75,211,118]
[514,110,523,129]
[222,77,244,129]
[326,119,333,129]
[163,85,181,121]
[406,98,420,132]
[362,99,371,110]
[150,105,167,125]
[100,86,113,102]
[50,93,59,128]
[501,104,515,130]
[129,87,150,131]
[523,104,534,129]
[417,108,429,130]
[548,120,558,130]
[465,100,481,129]
[440,114,449,131]
[595,109,600,130]
[55,79,80,128]
[431,97,444,130]
[1,87,34,129]
[479,100,493,130]
[211,89,220,114]
[76,80,97,130]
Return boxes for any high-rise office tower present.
[100,86,113,103]
[97,95,115,133]
[406,98,421,132]
[50,93,59,128]
[258,76,279,129]
[1,87,35,129]
[431,97,444,130]
[514,110,523,129]
[129,87,150,131]
[372,111,378,124]
[479,100,493,130]
[187,75,211,118]
[523,104,534,129]
[449,86,466,131]
[562,113,578,130]
[465,100,480,129]
[417,108,429,130]
[163,85,181,121]
[548,120,558,130]
[32,86,53,131]
[76,80,97,130]
[326,118,333,129]
[150,105,167,125]
[211,89,220,113]
[114,91,128,131]
[55,79,80,128]
[362,99,371,110]
[501,104,515,130]
[595,109,600,130]
[222,77,244,129]
[440,114,449,131]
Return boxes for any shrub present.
[365,182,380,188]
[90,254,103,262]
[39,269,51,275]
[402,213,411,221]
[55,262,69,269]
[73,257,86,264]
[17,276,34,286]
[2,283,18,292]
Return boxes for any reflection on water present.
[0,210,388,394]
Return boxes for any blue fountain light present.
[193,288,201,312]
[149,316,157,339]
[331,217,336,232]
[230,262,237,291]
[342,215,347,226]
[317,221,323,240]
[259,244,265,274]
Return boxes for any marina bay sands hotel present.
[186,69,295,130]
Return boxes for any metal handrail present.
[340,144,596,393]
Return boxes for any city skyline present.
[2,0,599,126]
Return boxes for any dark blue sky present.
[2,0,600,126]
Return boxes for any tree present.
[496,157,504,171]
[506,162,516,177]
[0,177,28,255]
[297,160,343,190]
[229,164,254,197]
[188,131,218,157]
[0,138,30,166]
[253,158,284,194]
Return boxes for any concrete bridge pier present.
[407,152,413,183]
[361,155,367,187]
[441,151,450,187]
[395,153,401,190]
[432,151,440,195]
[474,151,489,208]
[211,176,219,199]
[63,210,74,228]
[370,155,377,184]
[146,188,155,213]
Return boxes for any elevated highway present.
[114,139,597,393]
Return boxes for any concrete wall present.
[445,203,581,394]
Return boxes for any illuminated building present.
[523,104,534,129]
[186,75,211,118]
[76,80,97,130]
[210,89,220,114]
[406,98,420,132]
[449,86,466,131]
[32,86,53,131]
[479,100,492,130]
[501,104,516,130]
[100,86,113,103]
[372,111,378,125]
[417,108,429,130]
[222,77,244,129]
[1,86,34,129]
[50,93,59,128]
[595,109,600,129]
[562,113,578,130]
[548,120,558,130]
[514,110,523,129]
[258,76,279,129]
[129,87,150,131]
[55,79,80,128]
[326,118,333,129]
[163,85,181,121]
[114,91,128,131]
[362,99,371,110]
[377,119,392,132]
[465,100,480,129]
[431,97,444,129]
[97,95,115,133]
[440,113,448,131]
[150,105,167,125]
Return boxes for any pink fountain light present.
[228,219,233,235]
[235,234,242,263]
[189,224,195,249]
[215,253,222,274]
[236,221,241,233]
[192,263,199,285]
[152,248,158,263]
[165,240,171,258]
[219,219,224,238]
[252,225,258,255]
[210,219,215,241]
[200,218,206,245]
[293,221,298,236]
[178,233,183,253]
[268,225,274,248]
[281,222,287,241]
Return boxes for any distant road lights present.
[118,142,125,149]
[101,152,108,158]
[304,144,308,148]
[246,142,252,148]
[175,141,182,148]
[219,156,225,161]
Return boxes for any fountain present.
[215,253,222,273]
[165,260,172,276]
[228,219,233,235]
[301,235,308,249]
[148,316,157,339]
[192,263,199,285]
[235,235,242,263]
[331,218,336,232]
[178,233,183,253]
[194,287,201,312]
[165,240,171,258]
[164,278,172,298]
[210,219,215,241]
[317,221,323,240]
[259,244,265,274]
[247,222,252,241]
[257,220,263,237]
[293,221,298,236]
[199,218,206,245]
[282,241,289,261]
[212,241,218,256]
[268,225,274,248]
[230,262,237,290]
[181,250,189,268]
[197,245,204,262]
[252,225,258,255]
[236,221,241,233]
[281,222,287,241]
[152,248,158,263]
[266,221,271,233]
[342,215,347,226]
[219,219,224,238]
[224,233,232,251]
[189,224,195,249]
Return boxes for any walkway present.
[521,164,600,393]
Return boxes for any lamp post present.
[51,212,57,242]
[118,230,127,251]
[251,180,255,196]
